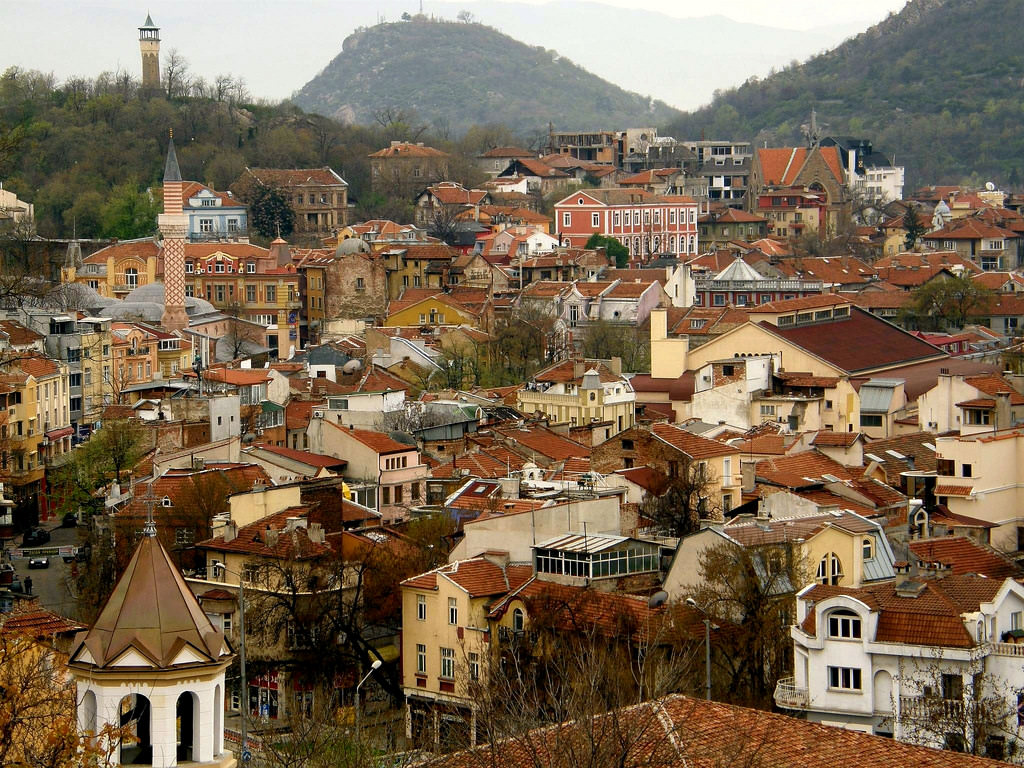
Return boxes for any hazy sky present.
[3,0,909,108]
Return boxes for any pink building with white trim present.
[553,188,700,262]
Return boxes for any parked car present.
[61,513,77,528]
[27,557,49,569]
[23,528,50,546]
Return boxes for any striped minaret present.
[159,132,189,331]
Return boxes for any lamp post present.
[214,562,248,763]
[355,658,382,743]
[686,597,719,701]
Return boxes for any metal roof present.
[534,532,642,553]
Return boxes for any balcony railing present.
[899,695,970,721]
[774,677,809,710]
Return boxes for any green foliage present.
[248,184,295,239]
[293,19,681,134]
[99,181,159,239]
[903,205,926,250]
[585,233,629,268]
[905,274,995,331]
[663,0,1024,187]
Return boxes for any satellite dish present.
[342,359,362,374]
[648,590,669,609]
[986,181,996,191]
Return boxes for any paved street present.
[10,523,88,622]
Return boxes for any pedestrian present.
[24,575,32,595]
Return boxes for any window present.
[760,404,776,416]
[266,285,276,303]
[67,347,81,363]
[1013,611,1022,631]
[817,553,843,585]
[185,261,194,273]
[591,212,600,227]
[828,666,862,691]
[512,608,525,632]
[394,485,403,504]
[941,673,963,701]
[862,537,874,560]
[448,597,458,626]
[222,612,233,634]
[965,408,991,425]
[124,267,138,287]
[469,652,480,681]
[246,261,256,274]
[827,610,862,639]
[174,528,194,545]
[246,285,256,302]
[962,463,972,478]
[440,647,455,679]
[201,218,214,234]
[562,212,571,227]
[860,414,883,428]
[355,277,365,291]
[416,643,427,674]
[417,594,426,621]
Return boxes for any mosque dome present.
[335,237,371,257]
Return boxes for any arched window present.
[862,537,874,560]
[827,609,861,639]
[512,608,525,632]
[817,553,843,585]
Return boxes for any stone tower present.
[139,14,161,90]
[67,524,235,767]
[159,135,189,331]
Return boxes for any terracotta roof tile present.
[909,537,1021,579]
[651,423,739,460]
[329,422,414,455]
[401,557,532,598]
[198,507,329,560]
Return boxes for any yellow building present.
[385,291,480,329]
[517,359,636,438]
[401,554,533,749]
[72,239,161,299]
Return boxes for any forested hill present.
[663,0,1024,188]
[292,17,681,134]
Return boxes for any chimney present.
[756,496,769,520]
[996,390,1012,429]
[223,520,238,543]
[270,237,291,267]
[308,522,325,544]
[265,526,279,548]
[610,356,622,375]
[573,361,585,379]
[895,579,927,598]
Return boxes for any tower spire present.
[159,129,188,331]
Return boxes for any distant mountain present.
[291,18,682,134]
[664,0,1024,188]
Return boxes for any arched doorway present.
[176,691,200,762]
[119,694,152,765]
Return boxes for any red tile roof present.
[756,146,844,186]
[909,537,1020,580]
[726,510,878,547]
[755,450,855,488]
[401,557,532,597]
[1,606,86,638]
[249,444,347,469]
[199,507,329,559]
[493,425,590,462]
[651,423,739,460]
[286,399,323,431]
[241,167,347,187]
[0,320,43,346]
[330,422,414,455]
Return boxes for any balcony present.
[774,677,809,710]
[899,695,970,721]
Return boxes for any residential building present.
[923,218,1020,271]
[697,206,769,246]
[777,573,1024,760]
[546,129,618,165]
[414,182,490,228]
[0,185,34,225]
[74,237,160,298]
[591,421,741,515]
[401,554,533,748]
[917,371,1024,435]
[692,256,824,309]
[181,181,248,242]
[368,142,451,197]
[518,359,636,438]
[683,139,753,206]
[821,137,905,204]
[232,167,350,235]
[477,146,535,177]
[553,188,700,261]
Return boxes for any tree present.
[426,203,468,246]
[486,303,560,384]
[905,274,995,330]
[584,233,628,268]
[903,204,927,251]
[163,48,191,100]
[99,182,159,240]
[640,463,719,538]
[685,540,807,708]
[249,184,295,239]
[89,418,146,484]
[578,318,650,373]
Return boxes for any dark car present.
[22,528,50,546]
[27,557,49,569]
[61,513,77,528]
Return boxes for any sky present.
[2,0,909,109]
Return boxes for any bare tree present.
[163,48,191,100]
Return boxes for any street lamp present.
[213,562,249,763]
[355,658,382,743]
[686,597,719,701]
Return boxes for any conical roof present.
[141,13,157,29]
[69,535,229,670]
[164,137,181,183]
[712,255,763,283]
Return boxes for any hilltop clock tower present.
[139,14,161,90]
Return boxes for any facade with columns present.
[68,529,236,767]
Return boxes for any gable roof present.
[650,423,739,460]
[401,557,532,597]
[756,146,844,187]
[908,537,1021,580]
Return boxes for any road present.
[10,523,88,622]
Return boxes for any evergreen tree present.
[249,184,295,239]
[903,205,926,251]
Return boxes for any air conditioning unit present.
[313,410,325,419]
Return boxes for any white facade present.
[778,577,1024,757]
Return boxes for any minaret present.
[159,133,189,331]
[139,14,161,91]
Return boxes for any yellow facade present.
[386,298,476,328]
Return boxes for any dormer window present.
[862,537,874,560]
[817,553,843,585]
[161,496,172,507]
[827,609,861,639]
